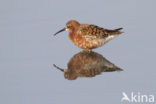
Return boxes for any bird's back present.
[78,24,123,38]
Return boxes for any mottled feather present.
[77,24,122,40]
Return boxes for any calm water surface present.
[0,0,156,104]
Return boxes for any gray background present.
[0,0,156,104]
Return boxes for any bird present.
[54,20,123,51]
[53,51,122,80]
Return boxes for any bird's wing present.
[77,24,123,40]
[77,24,109,40]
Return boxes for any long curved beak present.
[53,64,64,72]
[54,28,66,36]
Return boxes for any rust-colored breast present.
[69,33,98,50]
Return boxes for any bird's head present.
[54,20,80,36]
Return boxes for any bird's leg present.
[83,49,92,53]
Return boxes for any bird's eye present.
[67,25,71,28]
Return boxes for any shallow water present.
[0,0,156,104]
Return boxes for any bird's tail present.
[106,28,123,35]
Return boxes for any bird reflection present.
[53,51,123,80]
